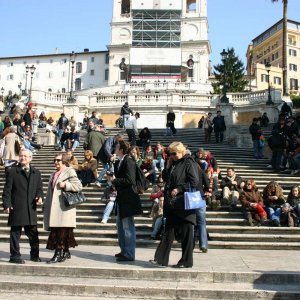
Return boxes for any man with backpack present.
[94,134,123,188]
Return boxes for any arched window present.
[187,0,196,12]
[62,88,66,93]
[121,0,130,14]
[75,78,81,91]
[76,62,82,73]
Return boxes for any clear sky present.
[0,0,299,68]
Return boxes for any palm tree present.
[272,0,288,96]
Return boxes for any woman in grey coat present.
[43,153,82,263]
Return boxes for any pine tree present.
[212,48,248,94]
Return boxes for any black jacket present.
[162,155,199,225]
[213,116,226,132]
[249,123,262,140]
[2,164,43,226]
[113,155,142,219]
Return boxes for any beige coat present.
[43,167,82,231]
[3,132,19,160]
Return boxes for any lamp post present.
[18,82,22,95]
[25,65,30,95]
[28,65,36,101]
[1,87,4,101]
[220,49,229,103]
[68,51,76,103]
[119,58,128,83]
[265,62,274,105]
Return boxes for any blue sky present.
[0,0,299,68]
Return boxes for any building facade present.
[108,0,211,89]
[0,50,109,96]
[247,19,300,95]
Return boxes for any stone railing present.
[125,81,210,93]
[31,90,68,106]
[228,89,281,106]
[31,88,284,110]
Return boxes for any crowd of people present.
[1,100,300,269]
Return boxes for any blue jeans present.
[266,206,279,222]
[63,140,79,151]
[96,163,110,184]
[151,216,165,238]
[294,204,300,217]
[102,201,115,222]
[253,140,263,158]
[116,210,136,260]
[152,159,165,171]
[23,139,34,151]
[195,207,208,249]
[200,161,208,171]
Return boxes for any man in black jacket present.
[213,110,226,143]
[2,149,43,264]
[166,110,176,136]
[249,118,263,159]
[221,167,244,210]
[112,140,142,262]
[120,102,133,128]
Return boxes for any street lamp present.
[28,65,36,101]
[68,51,76,103]
[25,65,30,95]
[1,87,4,100]
[119,58,128,83]
[220,49,229,103]
[18,82,22,95]
[265,62,274,105]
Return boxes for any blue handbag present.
[184,184,206,210]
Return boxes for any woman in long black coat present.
[150,142,199,268]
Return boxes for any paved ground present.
[0,242,299,273]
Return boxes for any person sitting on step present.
[77,150,98,187]
[220,167,244,210]
[140,157,156,184]
[262,181,285,226]
[204,167,220,210]
[239,179,267,226]
[152,142,167,172]
[149,175,165,240]
[273,203,299,227]
[287,185,300,220]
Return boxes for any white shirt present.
[125,115,138,133]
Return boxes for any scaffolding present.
[132,10,181,48]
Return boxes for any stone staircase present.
[0,261,300,299]
[1,128,300,250]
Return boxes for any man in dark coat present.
[166,110,176,135]
[249,118,263,159]
[112,140,142,262]
[120,102,133,128]
[213,110,226,143]
[2,149,43,264]
[83,124,105,158]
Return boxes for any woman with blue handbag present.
[150,142,199,268]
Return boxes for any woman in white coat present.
[44,153,82,263]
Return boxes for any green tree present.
[271,0,288,96]
[212,48,248,94]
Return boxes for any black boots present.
[47,249,62,264]
[61,250,71,262]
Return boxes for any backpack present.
[136,165,150,194]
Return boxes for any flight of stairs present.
[1,127,300,250]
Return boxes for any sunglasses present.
[170,152,177,156]
[53,159,62,163]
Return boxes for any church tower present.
[108,0,211,88]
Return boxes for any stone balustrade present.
[31,88,283,111]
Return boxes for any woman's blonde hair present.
[168,142,187,155]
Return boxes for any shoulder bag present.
[61,177,87,208]
[184,184,206,210]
